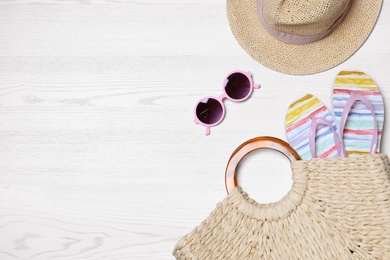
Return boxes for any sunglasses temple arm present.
[205,126,210,136]
[253,83,261,89]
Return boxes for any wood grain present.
[0,1,389,259]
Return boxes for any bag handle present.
[225,136,301,194]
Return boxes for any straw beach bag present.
[173,137,390,259]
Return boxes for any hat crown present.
[263,0,350,36]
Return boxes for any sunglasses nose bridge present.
[219,94,228,102]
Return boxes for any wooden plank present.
[0,1,389,259]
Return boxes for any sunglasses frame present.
[194,70,260,135]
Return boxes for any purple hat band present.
[256,0,352,45]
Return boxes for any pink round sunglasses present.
[194,70,260,135]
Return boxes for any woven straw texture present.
[226,0,383,75]
[173,154,390,259]
[262,1,349,36]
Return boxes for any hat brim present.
[227,0,383,75]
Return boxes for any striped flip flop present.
[285,94,342,160]
[333,71,384,157]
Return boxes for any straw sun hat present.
[227,0,383,75]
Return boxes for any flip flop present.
[285,94,342,160]
[333,71,384,157]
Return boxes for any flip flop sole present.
[286,94,339,160]
[333,71,384,157]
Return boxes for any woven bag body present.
[173,155,390,259]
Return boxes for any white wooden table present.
[0,1,389,259]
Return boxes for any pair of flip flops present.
[285,71,384,160]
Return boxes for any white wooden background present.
[0,1,389,259]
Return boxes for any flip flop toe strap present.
[339,93,378,155]
[309,117,344,158]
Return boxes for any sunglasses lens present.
[196,98,223,125]
[224,73,251,100]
